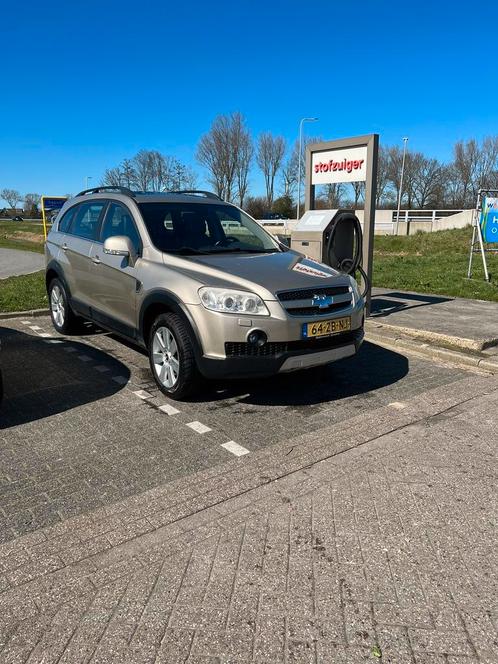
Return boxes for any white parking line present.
[158,404,180,416]
[221,441,250,457]
[388,401,407,410]
[21,321,31,325]
[133,389,152,399]
[77,355,92,362]
[186,421,211,434]
[95,365,110,373]
[112,376,128,385]
[38,333,52,338]
[29,326,42,331]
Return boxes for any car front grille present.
[225,329,360,358]
[277,286,350,301]
[276,285,353,317]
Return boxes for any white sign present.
[311,145,368,185]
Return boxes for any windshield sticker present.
[292,263,331,278]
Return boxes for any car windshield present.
[137,202,280,255]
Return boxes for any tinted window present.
[70,202,106,240]
[101,202,141,252]
[137,202,278,254]
[58,205,77,233]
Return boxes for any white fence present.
[259,209,474,236]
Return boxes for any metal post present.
[296,117,318,221]
[362,134,379,316]
[85,176,92,190]
[395,137,408,235]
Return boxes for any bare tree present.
[23,193,41,215]
[168,158,197,191]
[120,159,137,188]
[350,182,365,207]
[197,113,241,201]
[256,133,286,207]
[475,136,498,193]
[376,146,392,206]
[101,167,124,187]
[411,156,445,208]
[281,149,299,198]
[233,115,253,207]
[318,183,344,208]
[1,188,22,210]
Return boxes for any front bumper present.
[196,327,364,379]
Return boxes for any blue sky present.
[1,0,497,203]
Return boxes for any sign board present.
[480,197,498,242]
[41,195,68,240]
[304,134,379,315]
[311,145,368,184]
[42,197,67,211]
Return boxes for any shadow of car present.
[0,326,130,429]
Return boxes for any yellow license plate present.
[303,316,351,339]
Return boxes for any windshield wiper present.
[204,247,279,254]
[170,246,211,255]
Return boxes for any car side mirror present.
[103,236,136,264]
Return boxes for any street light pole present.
[85,176,93,190]
[395,137,408,235]
[296,117,318,220]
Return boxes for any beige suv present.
[46,188,364,399]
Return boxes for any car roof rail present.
[167,189,223,201]
[75,186,136,198]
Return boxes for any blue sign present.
[42,197,67,210]
[480,197,498,243]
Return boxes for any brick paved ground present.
[1,317,468,542]
[0,317,497,662]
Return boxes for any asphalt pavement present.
[0,248,44,279]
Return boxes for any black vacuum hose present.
[325,212,370,298]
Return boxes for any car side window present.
[70,202,106,241]
[101,202,141,253]
[58,205,78,233]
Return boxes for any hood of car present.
[165,250,351,299]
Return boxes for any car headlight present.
[349,276,362,304]
[199,287,269,315]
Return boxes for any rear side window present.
[58,206,77,233]
[70,202,106,240]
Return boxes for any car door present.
[60,200,107,316]
[88,201,142,338]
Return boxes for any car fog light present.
[247,330,267,347]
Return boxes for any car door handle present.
[62,243,68,251]
[92,255,101,265]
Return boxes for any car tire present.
[148,312,202,400]
[48,278,81,334]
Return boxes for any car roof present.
[69,188,232,207]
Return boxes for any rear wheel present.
[148,313,202,400]
[48,278,81,334]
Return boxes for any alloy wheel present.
[50,285,65,328]
[152,326,180,388]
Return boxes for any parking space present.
[0,315,469,543]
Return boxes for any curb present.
[0,308,50,320]
[366,328,498,374]
[365,319,498,352]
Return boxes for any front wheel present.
[148,313,202,400]
[48,278,81,334]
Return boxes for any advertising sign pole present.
[304,133,379,315]
[467,188,498,282]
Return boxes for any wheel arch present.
[45,261,71,298]
[139,290,203,357]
